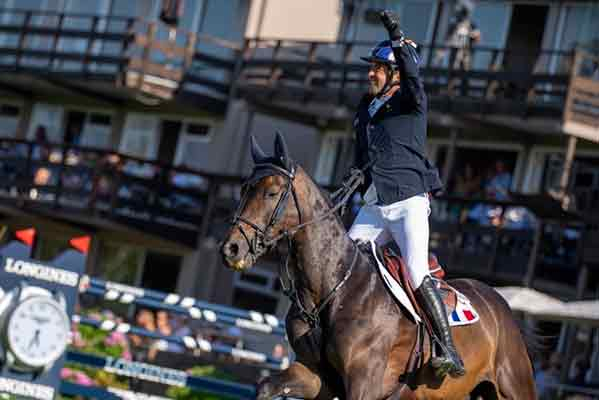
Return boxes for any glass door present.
[119,113,160,160]
[27,103,65,143]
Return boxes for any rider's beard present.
[368,79,384,96]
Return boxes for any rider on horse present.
[349,10,466,378]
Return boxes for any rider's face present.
[368,62,387,95]
[368,63,398,95]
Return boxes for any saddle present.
[381,247,457,313]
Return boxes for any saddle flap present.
[382,248,458,322]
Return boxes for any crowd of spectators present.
[448,159,537,230]
[0,124,208,218]
[71,306,288,367]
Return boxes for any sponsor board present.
[104,357,188,387]
[0,233,86,399]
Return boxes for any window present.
[27,103,64,143]
[0,103,20,138]
[470,3,512,70]
[543,155,599,213]
[174,120,213,166]
[120,113,160,159]
[185,123,210,137]
[551,4,599,74]
[95,242,144,285]
[64,109,113,148]
[314,132,355,186]
[80,112,112,148]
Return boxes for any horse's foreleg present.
[342,348,392,400]
[257,361,324,400]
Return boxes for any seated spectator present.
[33,167,52,186]
[568,353,591,388]
[485,160,512,201]
[535,352,562,400]
[501,206,537,230]
[31,125,50,161]
[129,309,156,361]
[272,343,288,361]
[122,159,155,179]
[454,163,482,198]
[466,188,503,226]
[149,310,189,359]
[170,168,208,191]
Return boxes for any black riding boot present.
[415,276,466,378]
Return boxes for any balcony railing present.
[238,37,574,117]
[0,8,238,101]
[0,138,242,242]
[429,196,586,290]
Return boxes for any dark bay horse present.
[221,133,536,400]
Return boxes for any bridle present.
[229,161,364,328]
[231,162,301,260]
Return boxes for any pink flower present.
[104,331,128,347]
[60,368,73,379]
[74,371,95,386]
[122,350,132,361]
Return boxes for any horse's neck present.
[291,173,355,306]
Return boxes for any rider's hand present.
[380,10,404,41]
[347,166,365,185]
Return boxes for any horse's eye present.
[266,190,279,198]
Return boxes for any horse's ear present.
[250,135,268,164]
[274,131,292,171]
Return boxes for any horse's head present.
[221,132,303,271]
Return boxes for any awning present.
[495,286,599,326]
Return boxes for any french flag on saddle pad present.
[449,298,480,327]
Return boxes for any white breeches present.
[348,194,431,289]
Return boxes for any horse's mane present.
[301,166,348,229]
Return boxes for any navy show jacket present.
[353,41,443,205]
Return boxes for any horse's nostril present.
[227,243,239,257]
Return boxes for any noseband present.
[231,162,302,259]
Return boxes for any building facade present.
[0,0,597,320]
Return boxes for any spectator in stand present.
[168,314,192,354]
[485,160,512,201]
[452,163,482,223]
[272,343,287,360]
[31,125,50,161]
[568,353,591,388]
[501,206,537,230]
[129,309,156,361]
[149,310,189,359]
[466,160,512,226]
[454,163,482,198]
[535,352,562,400]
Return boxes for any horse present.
[221,133,536,400]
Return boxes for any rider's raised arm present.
[380,10,426,110]
[391,42,425,109]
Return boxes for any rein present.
[230,163,366,328]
